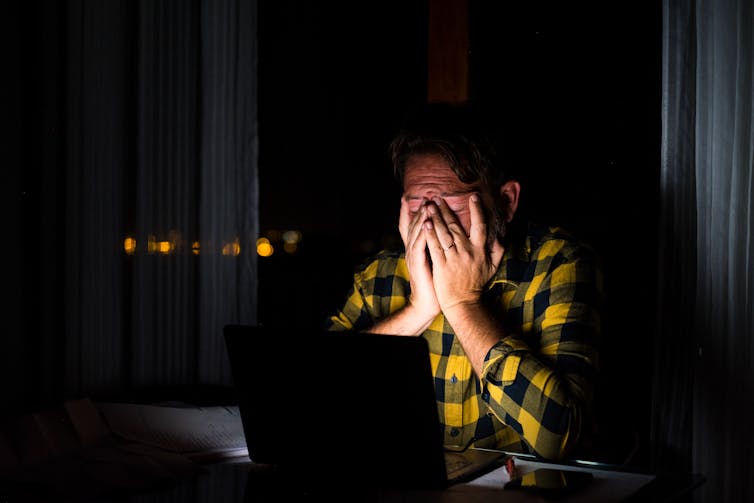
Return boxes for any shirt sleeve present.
[480,250,601,460]
[325,259,382,331]
[325,252,409,332]
[326,281,372,331]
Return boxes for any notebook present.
[223,324,507,491]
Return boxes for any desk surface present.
[0,453,704,503]
[0,397,704,502]
[238,455,703,503]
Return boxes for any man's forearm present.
[482,340,588,460]
[365,303,437,336]
[442,301,504,378]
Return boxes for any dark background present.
[257,1,661,326]
[4,0,662,468]
[256,1,661,466]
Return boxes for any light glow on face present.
[405,193,477,234]
[402,154,484,235]
[402,154,508,246]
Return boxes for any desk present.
[1,455,702,503]
[0,396,704,502]
[238,455,703,503]
[0,451,704,502]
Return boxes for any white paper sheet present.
[97,402,249,462]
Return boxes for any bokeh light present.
[257,237,274,257]
[124,237,137,255]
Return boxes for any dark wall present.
[257,0,428,329]
[4,0,69,412]
[3,1,26,412]
[470,2,662,465]
[258,1,661,466]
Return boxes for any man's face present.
[402,153,495,238]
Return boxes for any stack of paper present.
[96,402,249,462]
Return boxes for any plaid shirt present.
[326,222,602,460]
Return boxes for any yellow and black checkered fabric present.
[326,223,602,460]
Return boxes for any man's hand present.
[422,194,504,312]
[399,197,441,324]
[420,194,506,376]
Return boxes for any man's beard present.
[487,204,507,250]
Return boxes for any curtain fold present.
[692,0,754,501]
[132,0,200,388]
[657,1,754,501]
[64,0,132,396]
[50,0,258,399]
[197,0,258,384]
[651,0,697,473]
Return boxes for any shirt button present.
[450,374,458,384]
[481,392,490,402]
[450,428,460,437]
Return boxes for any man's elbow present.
[530,437,569,461]
[526,410,580,461]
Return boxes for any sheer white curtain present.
[61,0,258,397]
[657,1,754,501]
[129,0,258,389]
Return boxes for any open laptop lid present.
[223,324,449,490]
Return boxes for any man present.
[326,103,602,461]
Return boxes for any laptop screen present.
[223,324,449,490]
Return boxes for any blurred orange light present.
[124,237,137,255]
[222,238,241,256]
[158,241,171,254]
[147,234,157,253]
[256,237,273,257]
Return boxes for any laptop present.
[223,324,507,491]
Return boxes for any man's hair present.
[389,102,506,189]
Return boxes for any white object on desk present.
[443,457,656,502]
[97,402,249,462]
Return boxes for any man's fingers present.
[423,218,446,264]
[428,199,462,251]
[405,203,427,248]
[409,218,429,260]
[468,193,488,247]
